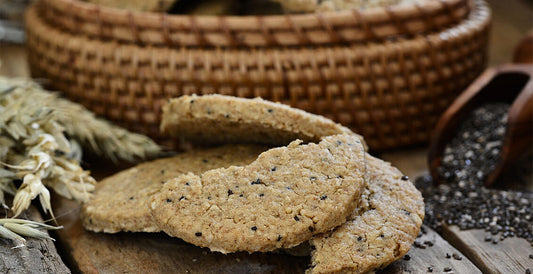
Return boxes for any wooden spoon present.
[428,64,533,187]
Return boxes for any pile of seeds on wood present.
[417,103,533,244]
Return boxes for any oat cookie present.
[81,145,266,233]
[308,155,424,273]
[161,94,365,147]
[150,134,366,253]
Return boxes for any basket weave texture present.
[39,0,471,47]
[26,0,491,150]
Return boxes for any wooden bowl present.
[428,64,533,186]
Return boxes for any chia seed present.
[417,103,533,244]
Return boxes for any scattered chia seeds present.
[418,103,533,244]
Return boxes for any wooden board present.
[442,225,533,274]
[0,206,70,273]
[381,226,481,274]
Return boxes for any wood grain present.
[442,225,533,274]
[0,206,70,273]
[381,226,481,274]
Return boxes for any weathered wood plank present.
[0,206,71,273]
[381,226,481,274]
[52,195,309,274]
[442,225,533,274]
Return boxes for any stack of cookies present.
[81,95,424,273]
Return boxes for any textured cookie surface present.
[81,145,266,233]
[308,155,424,274]
[151,134,366,253]
[161,94,364,147]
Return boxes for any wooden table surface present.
[1,1,532,273]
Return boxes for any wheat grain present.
[0,77,160,217]
[0,224,26,246]
[0,218,63,246]
[0,77,161,162]
[3,223,55,241]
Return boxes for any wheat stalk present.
[0,218,63,248]
[0,77,161,224]
[0,78,161,162]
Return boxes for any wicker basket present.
[26,0,491,150]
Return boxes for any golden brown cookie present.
[150,134,366,253]
[308,155,424,273]
[161,94,365,148]
[81,145,266,233]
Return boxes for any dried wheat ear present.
[0,77,161,225]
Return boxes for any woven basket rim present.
[30,0,490,56]
[40,0,471,47]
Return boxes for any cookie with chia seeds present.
[161,94,366,148]
[150,134,366,253]
[81,144,266,233]
[307,154,425,273]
